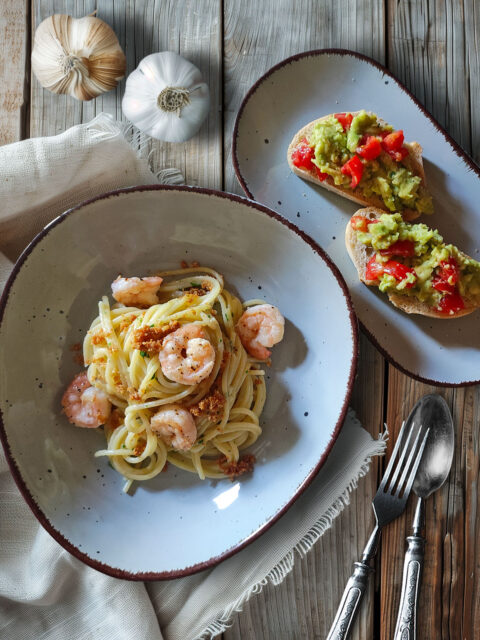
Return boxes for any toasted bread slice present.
[345,207,478,318]
[287,112,427,222]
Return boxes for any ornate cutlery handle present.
[326,561,373,640]
[393,535,425,640]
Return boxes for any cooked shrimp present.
[150,404,197,450]
[111,276,163,307]
[159,323,215,385]
[236,304,284,360]
[61,372,112,428]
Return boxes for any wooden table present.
[2,1,479,638]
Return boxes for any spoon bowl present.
[406,394,454,499]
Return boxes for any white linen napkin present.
[0,114,386,640]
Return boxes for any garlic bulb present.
[32,14,126,101]
[122,52,210,143]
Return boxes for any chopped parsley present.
[140,351,149,358]
[190,282,202,288]
[151,373,157,381]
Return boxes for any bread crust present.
[287,112,427,222]
[345,206,478,319]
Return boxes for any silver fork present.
[326,420,430,640]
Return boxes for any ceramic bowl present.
[0,186,357,579]
[233,49,480,385]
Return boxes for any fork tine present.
[380,420,416,493]
[391,424,423,495]
[400,427,430,498]
[378,420,407,491]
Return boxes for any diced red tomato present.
[382,130,404,150]
[341,155,364,189]
[379,240,416,257]
[437,292,465,314]
[383,261,416,287]
[351,215,370,232]
[432,278,455,294]
[315,166,328,181]
[357,136,382,161]
[365,255,416,288]
[435,257,460,285]
[432,257,460,293]
[382,130,409,162]
[292,139,328,180]
[334,112,353,131]
[291,139,315,171]
[365,255,385,280]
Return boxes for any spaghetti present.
[77,266,281,492]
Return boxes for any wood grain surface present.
[1,1,479,638]
[0,1,29,144]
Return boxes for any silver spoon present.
[393,394,454,640]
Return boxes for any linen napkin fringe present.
[195,432,387,640]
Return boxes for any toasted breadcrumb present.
[133,321,181,354]
[91,330,106,345]
[133,439,146,457]
[184,283,211,296]
[218,454,256,479]
[189,389,226,421]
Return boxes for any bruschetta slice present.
[346,207,480,318]
[287,111,433,221]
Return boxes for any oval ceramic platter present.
[233,49,480,386]
[0,186,357,579]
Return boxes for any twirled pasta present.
[83,267,269,492]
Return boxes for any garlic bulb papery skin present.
[31,14,126,101]
[122,52,210,143]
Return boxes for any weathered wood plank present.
[387,0,471,153]
[0,1,29,145]
[385,4,480,638]
[465,0,480,165]
[31,0,222,189]
[382,375,480,640]
[223,1,385,638]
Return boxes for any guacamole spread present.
[353,213,480,313]
[306,111,434,216]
